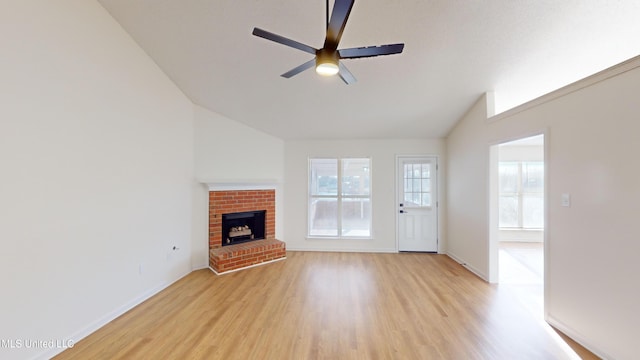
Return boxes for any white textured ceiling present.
[98,0,640,140]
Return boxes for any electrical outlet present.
[138,263,144,275]
[561,193,571,207]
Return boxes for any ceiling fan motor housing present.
[315,49,340,75]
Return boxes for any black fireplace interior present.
[221,210,266,246]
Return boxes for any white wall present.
[194,105,285,183]
[446,97,492,276]
[0,1,195,359]
[446,58,640,359]
[193,105,285,267]
[284,139,445,253]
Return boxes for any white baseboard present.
[546,314,612,360]
[285,247,397,253]
[34,270,191,360]
[445,252,489,281]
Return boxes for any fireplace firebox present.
[221,210,266,246]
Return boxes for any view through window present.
[309,158,371,238]
[499,161,544,229]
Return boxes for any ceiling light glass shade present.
[316,62,339,76]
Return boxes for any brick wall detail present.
[209,190,276,249]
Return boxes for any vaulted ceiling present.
[98,0,640,139]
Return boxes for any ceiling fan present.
[252,0,404,84]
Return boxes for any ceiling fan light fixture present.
[315,50,339,76]
[252,0,404,84]
[316,61,339,76]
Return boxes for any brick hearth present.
[208,189,285,274]
[209,238,286,274]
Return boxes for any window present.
[309,158,371,238]
[403,162,432,207]
[499,161,544,229]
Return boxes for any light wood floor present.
[56,252,598,359]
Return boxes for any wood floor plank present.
[55,251,598,359]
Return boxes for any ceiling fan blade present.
[324,0,355,50]
[252,28,317,55]
[339,43,405,59]
[281,58,317,78]
[338,62,357,84]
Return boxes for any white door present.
[397,156,438,252]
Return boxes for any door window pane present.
[404,179,412,192]
[421,165,430,178]
[413,165,421,177]
[403,162,431,207]
[421,193,431,206]
[412,179,420,193]
[421,179,430,192]
[404,193,414,205]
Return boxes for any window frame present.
[308,157,373,239]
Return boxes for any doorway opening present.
[489,134,545,292]
[489,134,545,319]
[489,133,597,359]
[497,134,544,285]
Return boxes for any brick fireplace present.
[208,189,285,274]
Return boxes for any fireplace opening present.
[221,210,266,246]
